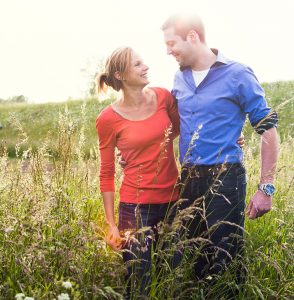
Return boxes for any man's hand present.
[246,190,272,219]
[105,225,123,251]
[237,132,245,148]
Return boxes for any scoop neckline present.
[110,87,159,122]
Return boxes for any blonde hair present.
[96,47,133,94]
[161,13,206,43]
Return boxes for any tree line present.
[0,95,28,104]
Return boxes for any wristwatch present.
[258,183,275,196]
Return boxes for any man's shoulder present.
[225,59,251,73]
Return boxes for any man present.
[161,13,279,282]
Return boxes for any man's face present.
[163,27,193,68]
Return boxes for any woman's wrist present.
[106,221,117,228]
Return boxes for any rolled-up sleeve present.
[96,111,116,192]
[237,66,271,126]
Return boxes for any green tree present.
[6,95,28,103]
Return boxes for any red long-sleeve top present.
[96,87,180,204]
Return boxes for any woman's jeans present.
[118,201,180,299]
[180,163,246,281]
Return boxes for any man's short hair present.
[161,13,206,42]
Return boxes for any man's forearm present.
[260,127,279,183]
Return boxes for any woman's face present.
[122,51,150,87]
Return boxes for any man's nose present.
[166,47,172,55]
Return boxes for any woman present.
[96,47,180,298]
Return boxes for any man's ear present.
[187,30,199,42]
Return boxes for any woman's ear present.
[114,71,122,81]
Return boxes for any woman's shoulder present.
[97,105,113,120]
[96,105,116,129]
[147,86,172,101]
[149,86,171,97]
[148,87,174,107]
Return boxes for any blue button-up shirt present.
[172,49,271,165]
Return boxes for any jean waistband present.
[119,200,178,209]
[182,163,243,177]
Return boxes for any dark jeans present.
[118,201,180,299]
[180,163,246,281]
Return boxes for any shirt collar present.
[211,48,229,66]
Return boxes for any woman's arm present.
[165,89,180,138]
[96,111,122,250]
[102,191,122,250]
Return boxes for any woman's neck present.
[120,86,148,108]
[111,86,157,120]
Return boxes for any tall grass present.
[0,107,125,299]
[0,81,293,299]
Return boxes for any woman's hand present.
[237,132,245,148]
[105,225,123,251]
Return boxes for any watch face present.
[264,184,275,196]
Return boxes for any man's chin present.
[179,62,189,71]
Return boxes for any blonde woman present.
[96,47,180,298]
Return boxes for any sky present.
[0,0,293,103]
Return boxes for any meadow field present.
[0,81,293,299]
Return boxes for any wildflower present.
[24,297,35,300]
[62,281,73,289]
[15,294,25,300]
[4,226,14,233]
[57,293,70,300]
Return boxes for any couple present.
[96,13,279,299]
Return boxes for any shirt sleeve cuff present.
[252,111,278,135]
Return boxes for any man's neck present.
[191,47,217,71]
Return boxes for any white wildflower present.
[4,226,14,233]
[24,297,35,300]
[57,293,70,300]
[62,281,73,289]
[15,294,25,300]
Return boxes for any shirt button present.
[192,112,195,115]
[190,132,193,135]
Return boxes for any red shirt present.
[96,87,180,204]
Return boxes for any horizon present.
[1,0,294,103]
